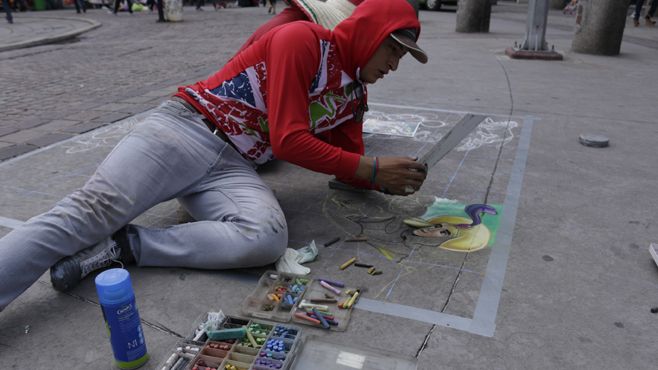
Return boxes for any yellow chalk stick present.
[340,257,357,270]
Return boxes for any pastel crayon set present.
[160,314,302,370]
[241,271,357,331]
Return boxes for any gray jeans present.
[0,100,288,310]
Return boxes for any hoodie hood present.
[332,0,421,80]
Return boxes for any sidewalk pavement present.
[0,12,100,52]
[1,3,658,369]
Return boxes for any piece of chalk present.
[324,237,340,247]
[294,312,321,325]
[344,290,360,309]
[340,257,357,270]
[246,330,258,348]
[307,312,335,320]
[310,298,338,304]
[206,327,246,341]
[312,308,331,329]
[319,278,345,288]
[320,280,342,295]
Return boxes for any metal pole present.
[521,0,549,51]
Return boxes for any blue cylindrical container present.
[95,268,150,369]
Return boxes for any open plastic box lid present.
[290,336,417,370]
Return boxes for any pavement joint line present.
[34,280,185,338]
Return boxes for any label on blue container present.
[100,296,148,363]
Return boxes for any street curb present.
[0,17,102,52]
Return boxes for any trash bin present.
[34,0,47,10]
[164,0,183,22]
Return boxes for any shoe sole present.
[50,257,82,292]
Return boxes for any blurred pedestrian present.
[633,0,657,26]
[2,0,12,24]
[99,0,114,12]
[563,0,577,15]
[212,0,226,10]
[113,0,134,14]
[73,0,86,13]
[267,0,277,14]
[13,0,28,11]
[156,0,165,21]
[196,0,205,10]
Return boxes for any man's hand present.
[356,156,427,195]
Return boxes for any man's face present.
[360,37,407,84]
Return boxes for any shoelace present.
[81,244,121,276]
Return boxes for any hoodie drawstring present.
[351,81,368,122]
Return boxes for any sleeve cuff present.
[335,150,362,179]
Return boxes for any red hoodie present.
[175,0,421,186]
[235,0,365,55]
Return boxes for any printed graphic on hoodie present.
[185,40,362,165]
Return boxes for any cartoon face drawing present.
[406,204,498,253]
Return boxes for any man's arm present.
[265,24,426,195]
[328,121,426,194]
[266,24,362,181]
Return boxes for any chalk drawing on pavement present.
[63,117,137,154]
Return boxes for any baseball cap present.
[390,28,428,64]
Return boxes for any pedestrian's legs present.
[113,0,121,13]
[73,0,83,13]
[127,0,133,13]
[647,0,657,20]
[635,0,646,21]
[156,0,165,21]
[3,0,13,24]
[0,101,236,310]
